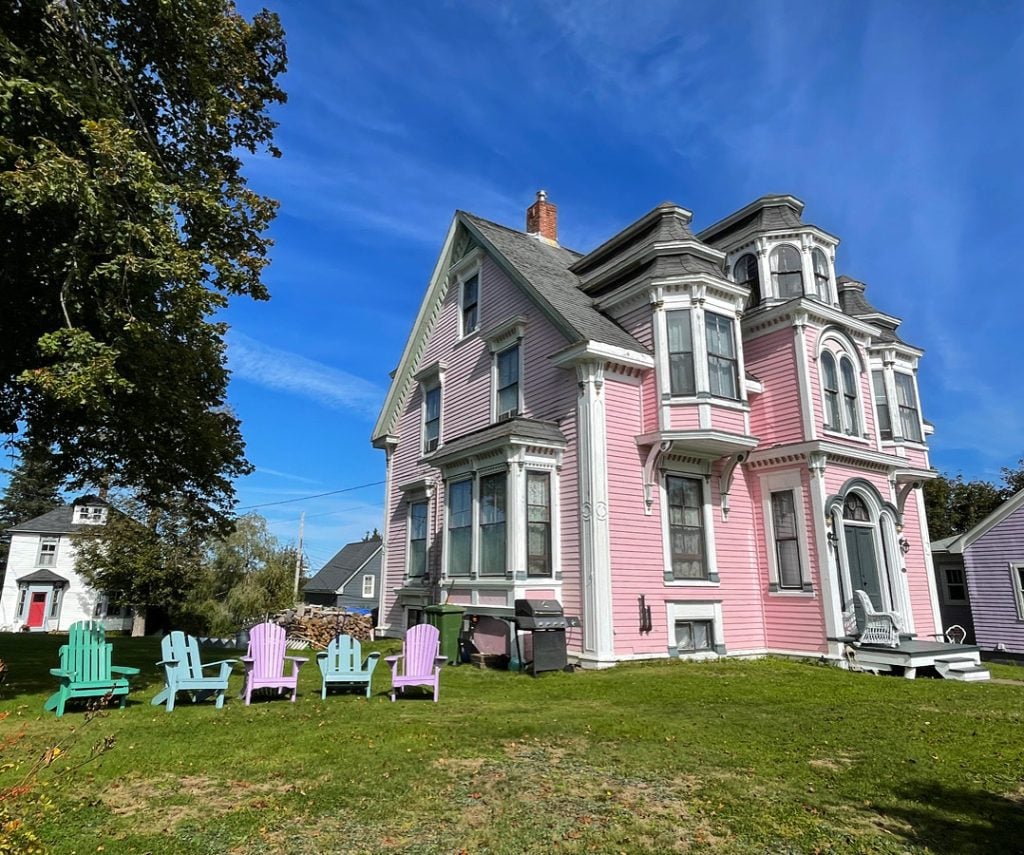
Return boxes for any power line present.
[236,480,384,511]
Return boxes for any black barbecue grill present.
[510,599,580,676]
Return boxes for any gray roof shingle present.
[304,540,383,594]
[427,417,566,467]
[8,506,76,535]
[461,213,646,354]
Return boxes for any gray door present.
[845,525,882,609]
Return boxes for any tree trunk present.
[131,605,147,637]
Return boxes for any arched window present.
[770,245,803,298]
[812,248,830,301]
[839,357,860,435]
[821,352,841,430]
[843,493,870,522]
[733,253,761,307]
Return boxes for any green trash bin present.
[425,604,465,665]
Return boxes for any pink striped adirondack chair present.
[241,621,308,704]
[385,623,447,702]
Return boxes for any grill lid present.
[515,598,564,617]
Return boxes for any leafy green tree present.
[0,0,286,532]
[1000,457,1024,497]
[74,494,206,636]
[923,474,1005,541]
[0,443,66,572]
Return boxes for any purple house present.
[931,489,1024,659]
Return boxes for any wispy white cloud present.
[253,467,323,486]
[227,330,383,417]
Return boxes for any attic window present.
[460,273,479,336]
[75,505,106,524]
[812,248,831,301]
[770,245,803,299]
[733,254,761,307]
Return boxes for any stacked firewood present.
[272,605,375,649]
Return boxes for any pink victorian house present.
[371,192,954,673]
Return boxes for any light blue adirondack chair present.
[152,630,237,712]
[241,621,308,704]
[385,623,447,702]
[44,620,140,717]
[316,633,380,699]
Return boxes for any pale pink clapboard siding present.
[744,328,805,444]
[642,372,658,433]
[759,467,827,652]
[963,502,1024,653]
[668,406,701,430]
[710,405,747,434]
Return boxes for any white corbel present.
[643,440,672,515]
[718,452,749,520]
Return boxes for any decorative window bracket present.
[718,452,749,520]
[643,440,672,515]
[894,480,921,528]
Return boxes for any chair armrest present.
[111,666,141,676]
[363,652,381,670]
[316,652,328,660]
[50,668,74,678]
[284,656,309,664]
[434,656,448,669]
[201,659,237,669]
[384,654,401,664]
[156,658,178,667]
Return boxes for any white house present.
[0,495,132,632]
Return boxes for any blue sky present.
[9,1,1024,569]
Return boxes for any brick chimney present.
[526,190,558,244]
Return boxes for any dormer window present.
[733,254,761,307]
[460,273,479,336]
[495,344,520,420]
[770,245,803,298]
[74,505,106,525]
[812,248,831,301]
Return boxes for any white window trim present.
[817,334,866,439]
[1011,563,1024,621]
[659,465,718,585]
[665,600,725,658]
[406,496,430,580]
[37,536,59,567]
[769,242,805,300]
[491,342,523,422]
[893,370,924,444]
[361,575,375,599]
[414,361,446,455]
[760,471,814,594]
[456,263,482,339]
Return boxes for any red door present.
[27,592,47,628]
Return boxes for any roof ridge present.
[459,210,584,258]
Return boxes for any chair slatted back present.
[324,634,361,674]
[162,631,204,680]
[63,621,112,682]
[402,624,440,678]
[247,622,287,679]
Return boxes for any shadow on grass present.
[874,781,1024,855]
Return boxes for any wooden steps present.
[934,656,991,682]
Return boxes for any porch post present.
[808,452,843,657]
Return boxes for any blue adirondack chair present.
[44,620,140,717]
[385,623,447,702]
[316,633,380,699]
[152,630,237,712]
[241,621,308,704]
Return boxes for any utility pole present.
[294,511,305,601]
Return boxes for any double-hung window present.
[840,358,860,435]
[770,490,803,589]
[821,348,860,435]
[447,481,473,576]
[667,475,705,580]
[478,473,507,576]
[705,312,738,399]
[408,501,429,578]
[894,373,922,442]
[676,619,713,653]
[526,472,552,577]
[821,353,841,430]
[423,385,441,453]
[495,345,520,419]
[666,310,695,396]
[812,248,830,301]
[872,370,892,440]
[770,245,803,298]
[1013,564,1024,620]
[38,537,58,567]
[942,565,967,604]
[461,273,479,336]
[362,575,375,598]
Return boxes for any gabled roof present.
[372,210,647,444]
[303,539,383,594]
[930,488,1024,554]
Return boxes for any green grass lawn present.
[1,633,1022,854]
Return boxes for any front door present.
[27,591,47,628]
[845,525,882,610]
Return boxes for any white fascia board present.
[748,439,910,471]
[550,341,654,371]
[949,488,1024,554]
[743,299,879,340]
[866,341,925,360]
[371,216,462,443]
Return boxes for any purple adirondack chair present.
[241,621,308,704]
[385,623,447,702]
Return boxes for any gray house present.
[303,537,382,617]
[931,489,1024,659]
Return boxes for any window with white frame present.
[16,587,27,617]
[821,352,841,430]
[37,537,58,567]
[447,480,473,576]
[675,619,714,653]
[872,370,892,441]
[526,471,552,577]
[894,373,922,442]
[49,587,62,617]
[362,575,375,598]
[494,344,520,419]
[705,312,738,399]
[423,384,441,453]
[811,248,831,301]
[732,253,761,307]
[770,490,803,590]
[820,342,861,436]
[460,272,479,336]
[666,475,706,580]
[408,500,429,578]
[666,601,723,656]
[75,505,106,524]
[478,472,507,576]
[839,358,860,435]
[1012,563,1024,620]
[770,245,804,298]
[666,310,695,396]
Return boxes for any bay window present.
[770,245,803,298]
[478,473,507,576]
[872,370,892,440]
[666,310,695,396]
[894,373,922,442]
[705,312,738,399]
[526,472,552,577]
[447,480,472,576]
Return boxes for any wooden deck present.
[847,640,990,681]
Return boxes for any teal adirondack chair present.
[44,621,140,717]
[152,631,237,712]
[316,633,380,699]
